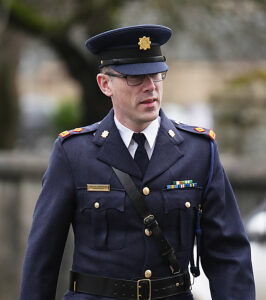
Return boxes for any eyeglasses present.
[104,71,167,86]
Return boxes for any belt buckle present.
[137,279,151,300]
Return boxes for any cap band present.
[99,55,166,68]
[97,44,163,68]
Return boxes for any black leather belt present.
[69,270,191,300]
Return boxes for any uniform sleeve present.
[200,141,255,300]
[20,139,76,300]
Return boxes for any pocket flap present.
[80,189,125,212]
[162,189,201,213]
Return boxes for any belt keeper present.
[73,281,76,292]
[143,215,157,229]
[144,214,154,224]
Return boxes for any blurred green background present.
[0,0,266,299]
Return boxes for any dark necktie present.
[133,133,149,176]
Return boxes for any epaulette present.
[58,122,100,141]
[172,120,216,141]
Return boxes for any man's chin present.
[140,111,160,124]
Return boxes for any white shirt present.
[114,116,160,159]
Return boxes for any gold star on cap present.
[138,36,151,50]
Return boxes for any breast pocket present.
[77,189,126,250]
[162,188,202,251]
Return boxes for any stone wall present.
[0,152,73,300]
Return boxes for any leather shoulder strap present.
[112,167,182,275]
[112,167,149,218]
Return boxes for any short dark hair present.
[99,66,114,74]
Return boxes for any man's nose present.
[142,74,156,91]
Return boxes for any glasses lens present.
[150,73,161,81]
[161,71,167,80]
[126,72,167,86]
[150,72,167,81]
[126,75,145,86]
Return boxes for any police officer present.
[20,25,255,300]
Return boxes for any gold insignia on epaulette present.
[73,128,83,133]
[101,130,109,138]
[208,129,216,140]
[138,36,151,50]
[59,130,70,138]
[194,127,206,133]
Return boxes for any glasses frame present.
[104,71,167,86]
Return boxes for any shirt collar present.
[114,116,134,148]
[141,117,160,150]
[114,115,160,150]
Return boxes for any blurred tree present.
[0,29,22,149]
[0,0,132,133]
[1,0,266,150]
[119,0,266,60]
[52,99,82,136]
[210,70,266,157]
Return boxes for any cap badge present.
[138,36,151,50]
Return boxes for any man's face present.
[106,71,163,132]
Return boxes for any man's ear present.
[96,73,113,97]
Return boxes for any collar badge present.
[168,129,175,138]
[101,130,109,138]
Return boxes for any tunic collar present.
[114,115,160,151]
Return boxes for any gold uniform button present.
[145,229,152,237]
[185,202,191,208]
[145,270,152,278]
[94,202,100,209]
[143,187,150,196]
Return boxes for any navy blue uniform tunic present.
[20,109,255,300]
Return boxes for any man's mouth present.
[140,98,157,104]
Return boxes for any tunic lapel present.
[143,110,184,184]
[93,109,184,182]
[93,109,142,178]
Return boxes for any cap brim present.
[110,62,168,75]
